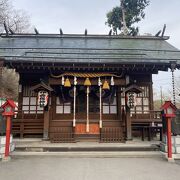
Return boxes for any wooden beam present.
[5,61,170,74]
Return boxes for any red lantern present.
[1,99,17,116]
[161,101,177,118]
[161,101,177,161]
[1,99,17,159]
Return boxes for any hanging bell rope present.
[61,76,65,86]
[51,72,122,78]
[98,77,102,128]
[111,76,114,86]
[171,63,176,106]
[171,68,176,106]
[86,86,90,132]
[73,76,77,127]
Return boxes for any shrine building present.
[0,32,180,142]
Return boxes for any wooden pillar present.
[18,74,23,113]
[17,73,24,138]
[43,105,50,140]
[125,92,132,140]
[117,86,122,121]
[149,74,154,110]
[43,81,51,140]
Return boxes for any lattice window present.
[102,93,117,114]
[135,86,150,113]
[22,97,44,114]
[56,97,71,114]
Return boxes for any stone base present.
[42,137,50,141]
[0,135,15,159]
[167,158,175,163]
[161,135,180,154]
[160,143,176,153]
[0,142,15,154]
[1,156,11,162]
[0,135,13,145]
[162,135,180,145]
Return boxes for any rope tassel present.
[73,77,77,127]
[98,77,102,128]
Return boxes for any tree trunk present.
[120,0,128,35]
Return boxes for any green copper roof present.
[0,34,180,68]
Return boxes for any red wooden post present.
[1,99,17,160]
[167,117,172,159]
[5,116,11,157]
[161,101,176,162]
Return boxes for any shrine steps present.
[13,139,160,155]
[11,151,163,158]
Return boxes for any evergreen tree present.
[106,0,149,35]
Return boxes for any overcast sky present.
[12,0,180,98]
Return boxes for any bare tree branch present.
[0,0,31,99]
[0,0,31,33]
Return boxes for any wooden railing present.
[50,127,75,143]
[100,127,125,143]
[131,110,162,124]
[12,110,43,138]
[9,109,163,141]
[131,110,162,140]
[13,110,44,120]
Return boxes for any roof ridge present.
[0,33,169,40]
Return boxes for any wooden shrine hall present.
[0,32,180,143]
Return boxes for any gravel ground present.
[0,156,180,180]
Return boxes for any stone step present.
[15,144,160,152]
[11,151,163,158]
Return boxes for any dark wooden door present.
[75,86,100,135]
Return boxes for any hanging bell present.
[64,78,71,87]
[84,78,91,86]
[102,80,110,90]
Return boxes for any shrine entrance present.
[75,86,100,138]
[50,72,124,142]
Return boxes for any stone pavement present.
[0,156,180,180]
